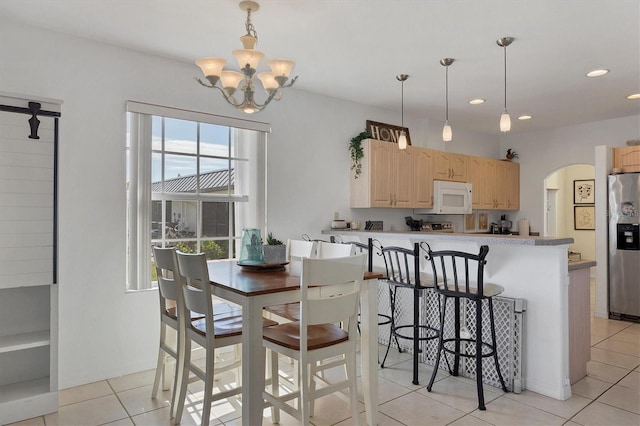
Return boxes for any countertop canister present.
[518,218,530,237]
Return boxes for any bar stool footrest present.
[442,338,497,358]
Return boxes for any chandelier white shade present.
[497,37,514,132]
[440,58,454,142]
[195,1,297,114]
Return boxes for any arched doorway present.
[544,164,596,261]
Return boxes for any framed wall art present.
[574,205,595,230]
[574,179,595,204]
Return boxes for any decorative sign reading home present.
[366,120,411,146]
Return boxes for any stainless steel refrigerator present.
[608,172,640,321]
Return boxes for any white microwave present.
[413,180,472,215]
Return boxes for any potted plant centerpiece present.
[262,232,286,264]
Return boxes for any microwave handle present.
[464,187,472,213]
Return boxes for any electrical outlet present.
[334,211,340,220]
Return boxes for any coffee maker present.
[499,215,512,234]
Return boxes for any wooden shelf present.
[0,330,50,354]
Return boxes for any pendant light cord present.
[503,45,507,110]
[401,79,404,127]
[445,65,449,121]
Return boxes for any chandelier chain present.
[245,7,258,39]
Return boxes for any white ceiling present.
[1,0,639,135]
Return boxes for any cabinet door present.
[450,153,469,182]
[432,151,452,181]
[495,160,511,209]
[370,140,394,207]
[468,156,495,209]
[505,161,520,210]
[614,146,640,172]
[414,148,434,208]
[393,147,415,207]
[432,151,468,182]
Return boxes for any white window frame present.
[126,101,270,291]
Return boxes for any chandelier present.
[195,1,298,114]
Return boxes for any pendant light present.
[497,37,514,132]
[440,58,454,142]
[397,74,409,150]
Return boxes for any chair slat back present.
[381,243,422,288]
[153,246,180,303]
[300,254,366,328]
[176,252,213,318]
[287,239,317,275]
[316,241,354,259]
[287,239,317,260]
[426,245,489,298]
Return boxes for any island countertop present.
[322,229,573,246]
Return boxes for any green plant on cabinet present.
[350,130,372,179]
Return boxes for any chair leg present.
[270,350,280,424]
[201,339,216,426]
[152,324,166,399]
[412,288,420,385]
[151,350,164,399]
[453,297,461,376]
[427,296,447,392]
[475,299,486,411]
[489,298,509,393]
[173,338,191,424]
[347,349,360,426]
[380,286,396,368]
[300,360,311,425]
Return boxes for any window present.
[126,102,269,291]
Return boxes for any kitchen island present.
[323,229,581,401]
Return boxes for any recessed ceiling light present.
[586,69,609,77]
[627,93,640,100]
[518,115,532,120]
[468,98,485,105]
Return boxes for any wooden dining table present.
[206,259,380,426]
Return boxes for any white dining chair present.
[151,246,197,418]
[174,251,277,426]
[264,239,317,322]
[262,254,366,425]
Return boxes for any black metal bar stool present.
[342,238,396,344]
[379,242,440,385]
[425,244,509,410]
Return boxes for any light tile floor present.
[9,286,640,426]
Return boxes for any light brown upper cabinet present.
[467,156,520,211]
[613,145,640,173]
[498,160,520,210]
[433,151,468,182]
[413,147,435,208]
[468,156,496,210]
[350,139,519,210]
[350,139,415,208]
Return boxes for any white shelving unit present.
[0,93,60,424]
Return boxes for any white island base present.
[325,230,577,401]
